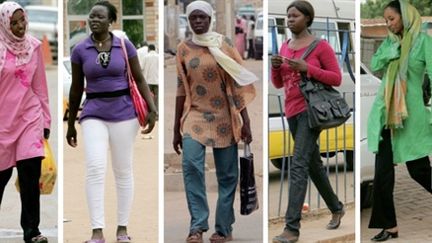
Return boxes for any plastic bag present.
[15,139,57,195]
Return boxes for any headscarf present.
[0,1,39,72]
[384,0,421,129]
[186,0,258,86]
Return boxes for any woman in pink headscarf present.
[235,15,247,59]
[0,2,51,243]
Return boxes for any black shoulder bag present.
[299,39,351,130]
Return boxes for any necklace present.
[92,34,111,47]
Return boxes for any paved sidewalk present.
[164,177,263,243]
[63,123,159,243]
[268,205,355,243]
[361,164,432,242]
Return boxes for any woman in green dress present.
[367,0,432,241]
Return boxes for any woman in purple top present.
[65,1,157,243]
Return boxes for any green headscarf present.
[384,0,421,128]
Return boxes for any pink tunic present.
[0,45,51,171]
[235,19,247,58]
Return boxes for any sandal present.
[83,239,105,243]
[31,235,48,243]
[186,231,203,243]
[209,232,233,243]
[117,234,132,243]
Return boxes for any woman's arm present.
[240,107,252,144]
[370,37,400,72]
[66,62,85,147]
[173,47,187,155]
[173,96,185,155]
[31,46,51,137]
[128,56,158,134]
[306,41,342,86]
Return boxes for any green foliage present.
[68,0,99,15]
[361,0,432,19]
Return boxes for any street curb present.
[317,234,355,243]
[269,203,355,243]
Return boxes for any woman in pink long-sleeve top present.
[271,1,344,243]
[0,2,51,243]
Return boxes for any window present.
[122,0,145,47]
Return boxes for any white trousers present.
[81,118,139,229]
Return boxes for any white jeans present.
[81,118,139,229]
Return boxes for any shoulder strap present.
[119,37,134,85]
[300,38,320,60]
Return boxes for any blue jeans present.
[285,111,342,235]
[182,135,238,236]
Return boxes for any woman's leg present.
[16,157,42,242]
[81,119,109,231]
[308,149,343,214]
[284,112,321,236]
[0,167,13,207]
[213,143,238,236]
[182,135,209,233]
[406,156,432,193]
[108,119,139,230]
[368,129,397,229]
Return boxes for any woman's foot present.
[371,228,399,241]
[272,229,299,243]
[31,235,48,243]
[116,226,131,242]
[84,229,105,243]
[209,232,233,243]
[327,206,345,230]
[186,230,203,243]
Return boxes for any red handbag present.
[120,37,149,127]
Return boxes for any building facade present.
[64,0,158,56]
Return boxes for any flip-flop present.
[31,235,48,243]
[117,235,132,243]
[83,239,105,243]
[209,232,233,243]
[186,231,203,243]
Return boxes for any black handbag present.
[299,39,351,130]
[240,143,259,215]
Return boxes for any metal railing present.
[269,92,355,217]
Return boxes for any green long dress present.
[367,33,432,163]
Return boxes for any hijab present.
[384,0,421,129]
[186,0,258,86]
[0,1,39,73]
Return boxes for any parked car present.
[63,57,86,120]
[25,5,58,61]
[360,63,381,209]
[253,11,263,60]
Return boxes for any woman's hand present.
[173,131,182,155]
[43,128,50,139]
[287,58,308,72]
[142,111,158,134]
[66,126,77,147]
[271,55,283,69]
[241,121,252,144]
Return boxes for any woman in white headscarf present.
[172,1,257,242]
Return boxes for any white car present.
[25,5,58,42]
[360,63,381,209]
[63,57,86,120]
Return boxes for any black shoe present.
[326,207,345,230]
[371,229,398,241]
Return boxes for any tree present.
[361,0,432,19]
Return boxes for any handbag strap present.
[119,37,134,86]
[300,38,320,60]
